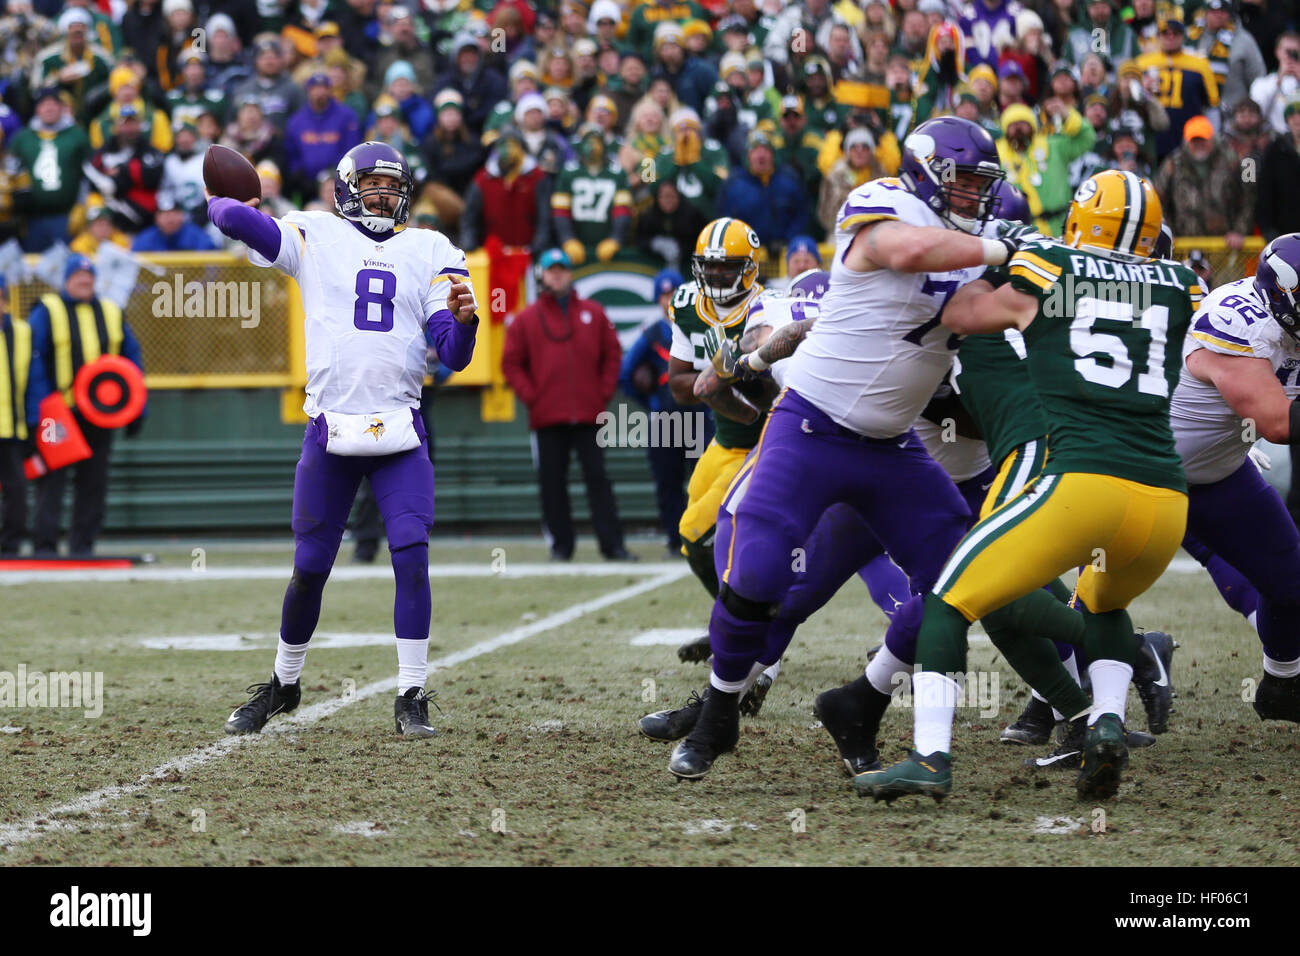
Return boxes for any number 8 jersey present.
[250,210,473,417]
[1007,238,1203,492]
[1170,277,1300,485]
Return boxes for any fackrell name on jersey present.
[1064,255,1187,288]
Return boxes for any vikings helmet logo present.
[365,418,385,440]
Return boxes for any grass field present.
[0,536,1296,867]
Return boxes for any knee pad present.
[720,582,780,622]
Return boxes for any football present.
[202,143,262,203]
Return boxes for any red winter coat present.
[473,164,544,247]
[502,291,622,430]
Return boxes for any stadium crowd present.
[0,0,1297,267]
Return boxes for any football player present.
[209,141,479,738]
[668,217,770,599]
[664,117,1040,780]
[1166,233,1300,723]
[859,170,1203,802]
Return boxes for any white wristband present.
[745,351,770,372]
[981,237,1010,266]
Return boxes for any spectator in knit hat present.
[253,160,295,219]
[718,128,808,251]
[230,37,303,127]
[634,178,707,272]
[571,38,602,113]
[90,64,173,152]
[588,0,623,48]
[997,99,1096,234]
[420,88,485,198]
[1188,0,1266,111]
[774,94,824,200]
[220,96,284,170]
[654,21,716,114]
[32,7,111,116]
[203,14,251,99]
[653,106,731,210]
[818,125,883,235]
[370,5,437,101]
[516,90,573,175]
[285,73,362,201]
[367,95,428,181]
[997,59,1030,109]
[545,86,582,139]
[433,31,507,137]
[484,60,543,136]
[1107,59,1170,167]
[1155,115,1252,247]
[379,60,435,140]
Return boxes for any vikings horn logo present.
[365,418,385,440]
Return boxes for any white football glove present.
[1248,445,1273,473]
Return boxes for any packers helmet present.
[1062,170,1163,261]
[692,217,760,305]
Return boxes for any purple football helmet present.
[1254,233,1300,341]
[335,141,413,232]
[989,180,1030,226]
[899,116,1004,234]
[789,268,831,300]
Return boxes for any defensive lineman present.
[212,142,479,737]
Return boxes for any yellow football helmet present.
[1062,170,1163,260]
[692,217,760,305]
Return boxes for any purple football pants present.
[1186,460,1300,663]
[280,411,435,647]
[707,388,971,684]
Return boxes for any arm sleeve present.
[208,197,294,269]
[422,240,478,372]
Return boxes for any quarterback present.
[209,142,479,738]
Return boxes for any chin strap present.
[361,215,397,232]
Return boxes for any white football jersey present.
[915,417,991,484]
[250,210,472,417]
[780,177,986,438]
[1170,278,1300,485]
[741,293,820,390]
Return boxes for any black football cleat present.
[1025,717,1086,771]
[814,677,888,777]
[394,687,440,737]
[676,633,712,664]
[1253,672,1300,723]
[224,674,301,734]
[738,672,774,717]
[638,688,706,741]
[1133,631,1177,734]
[1126,729,1157,748]
[667,691,739,779]
[1000,695,1054,746]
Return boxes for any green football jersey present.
[552,160,633,248]
[668,280,766,449]
[1008,238,1204,492]
[953,323,1049,470]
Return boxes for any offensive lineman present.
[211,141,479,738]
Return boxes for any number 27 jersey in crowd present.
[251,210,473,417]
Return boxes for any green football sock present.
[915,592,971,676]
[1084,607,1138,666]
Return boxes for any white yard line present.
[0,562,686,585]
[0,568,688,851]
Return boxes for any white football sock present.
[1031,686,1064,722]
[1263,654,1300,679]
[1088,659,1133,724]
[866,644,912,697]
[1247,610,1258,633]
[274,639,308,686]
[714,661,766,695]
[761,660,781,682]
[913,671,961,756]
[396,637,429,694]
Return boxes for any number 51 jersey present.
[1007,238,1203,492]
[250,210,472,417]
[780,177,986,439]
